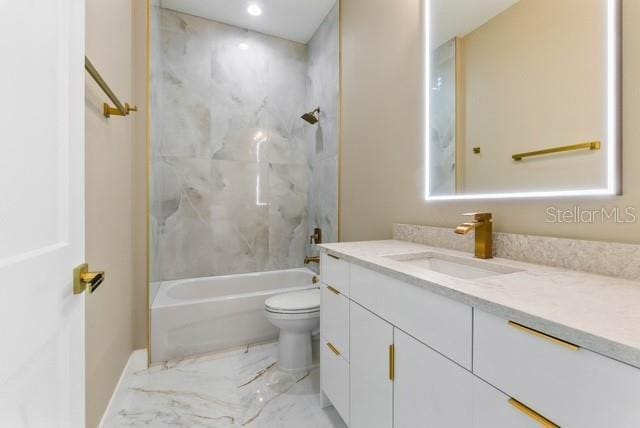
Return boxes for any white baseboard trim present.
[98,348,147,427]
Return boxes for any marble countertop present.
[318,240,640,369]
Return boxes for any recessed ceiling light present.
[247,4,262,16]
[239,43,249,50]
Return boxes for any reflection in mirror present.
[426,0,620,199]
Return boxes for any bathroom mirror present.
[425,0,621,199]
[149,0,339,362]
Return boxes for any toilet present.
[264,288,321,371]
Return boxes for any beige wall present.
[341,0,639,244]
[460,0,606,193]
[85,0,147,426]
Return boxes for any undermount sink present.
[384,252,523,280]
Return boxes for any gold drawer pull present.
[326,285,341,295]
[328,254,340,260]
[326,342,341,356]
[508,398,560,428]
[508,321,579,351]
[389,344,395,381]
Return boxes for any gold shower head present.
[301,107,320,125]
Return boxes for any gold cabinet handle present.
[326,285,341,295]
[73,263,105,295]
[328,254,340,260]
[508,321,579,351]
[389,344,395,381]
[326,342,341,356]
[508,398,559,428]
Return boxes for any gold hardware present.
[326,342,341,356]
[508,321,580,351]
[326,285,341,295]
[473,147,481,154]
[73,263,105,295]
[304,256,320,265]
[454,212,493,259]
[85,56,137,119]
[508,398,560,428]
[328,254,340,260]
[310,227,322,245]
[389,344,395,381]
[103,103,139,118]
[512,141,601,161]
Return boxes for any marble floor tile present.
[103,343,346,428]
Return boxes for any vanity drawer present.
[321,253,350,296]
[350,264,472,369]
[474,310,640,427]
[321,338,350,425]
[321,282,350,361]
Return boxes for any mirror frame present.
[424,0,622,200]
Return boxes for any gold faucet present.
[304,256,320,264]
[454,212,493,259]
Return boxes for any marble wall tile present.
[305,4,340,261]
[393,223,640,282]
[151,6,339,281]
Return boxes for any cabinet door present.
[394,329,473,428]
[350,302,393,428]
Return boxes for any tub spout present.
[304,256,320,265]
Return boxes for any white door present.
[394,329,473,428]
[0,0,85,426]
[350,302,393,428]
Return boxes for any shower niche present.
[148,0,339,361]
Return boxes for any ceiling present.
[159,0,337,44]
[431,0,520,48]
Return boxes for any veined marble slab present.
[102,342,346,428]
[318,239,640,369]
[394,223,640,281]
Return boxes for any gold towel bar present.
[512,141,601,161]
[84,56,137,118]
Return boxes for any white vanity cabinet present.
[350,302,393,428]
[394,328,473,428]
[474,310,640,428]
[320,252,640,428]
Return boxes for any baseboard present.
[98,348,147,427]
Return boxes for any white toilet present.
[264,288,321,371]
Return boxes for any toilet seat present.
[264,288,320,314]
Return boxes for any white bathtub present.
[151,268,318,363]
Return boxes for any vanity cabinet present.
[320,253,640,427]
[394,328,473,427]
[350,302,393,428]
[474,310,640,427]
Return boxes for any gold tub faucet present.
[454,212,493,259]
[304,256,320,264]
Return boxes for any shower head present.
[301,107,320,125]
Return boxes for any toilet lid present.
[265,288,320,313]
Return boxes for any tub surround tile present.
[151,7,339,282]
[393,223,640,281]
[103,342,346,428]
[305,4,340,261]
[318,239,640,369]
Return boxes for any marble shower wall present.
[151,6,339,281]
[306,3,340,260]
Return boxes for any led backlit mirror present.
[425,0,621,200]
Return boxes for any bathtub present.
[151,268,318,363]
